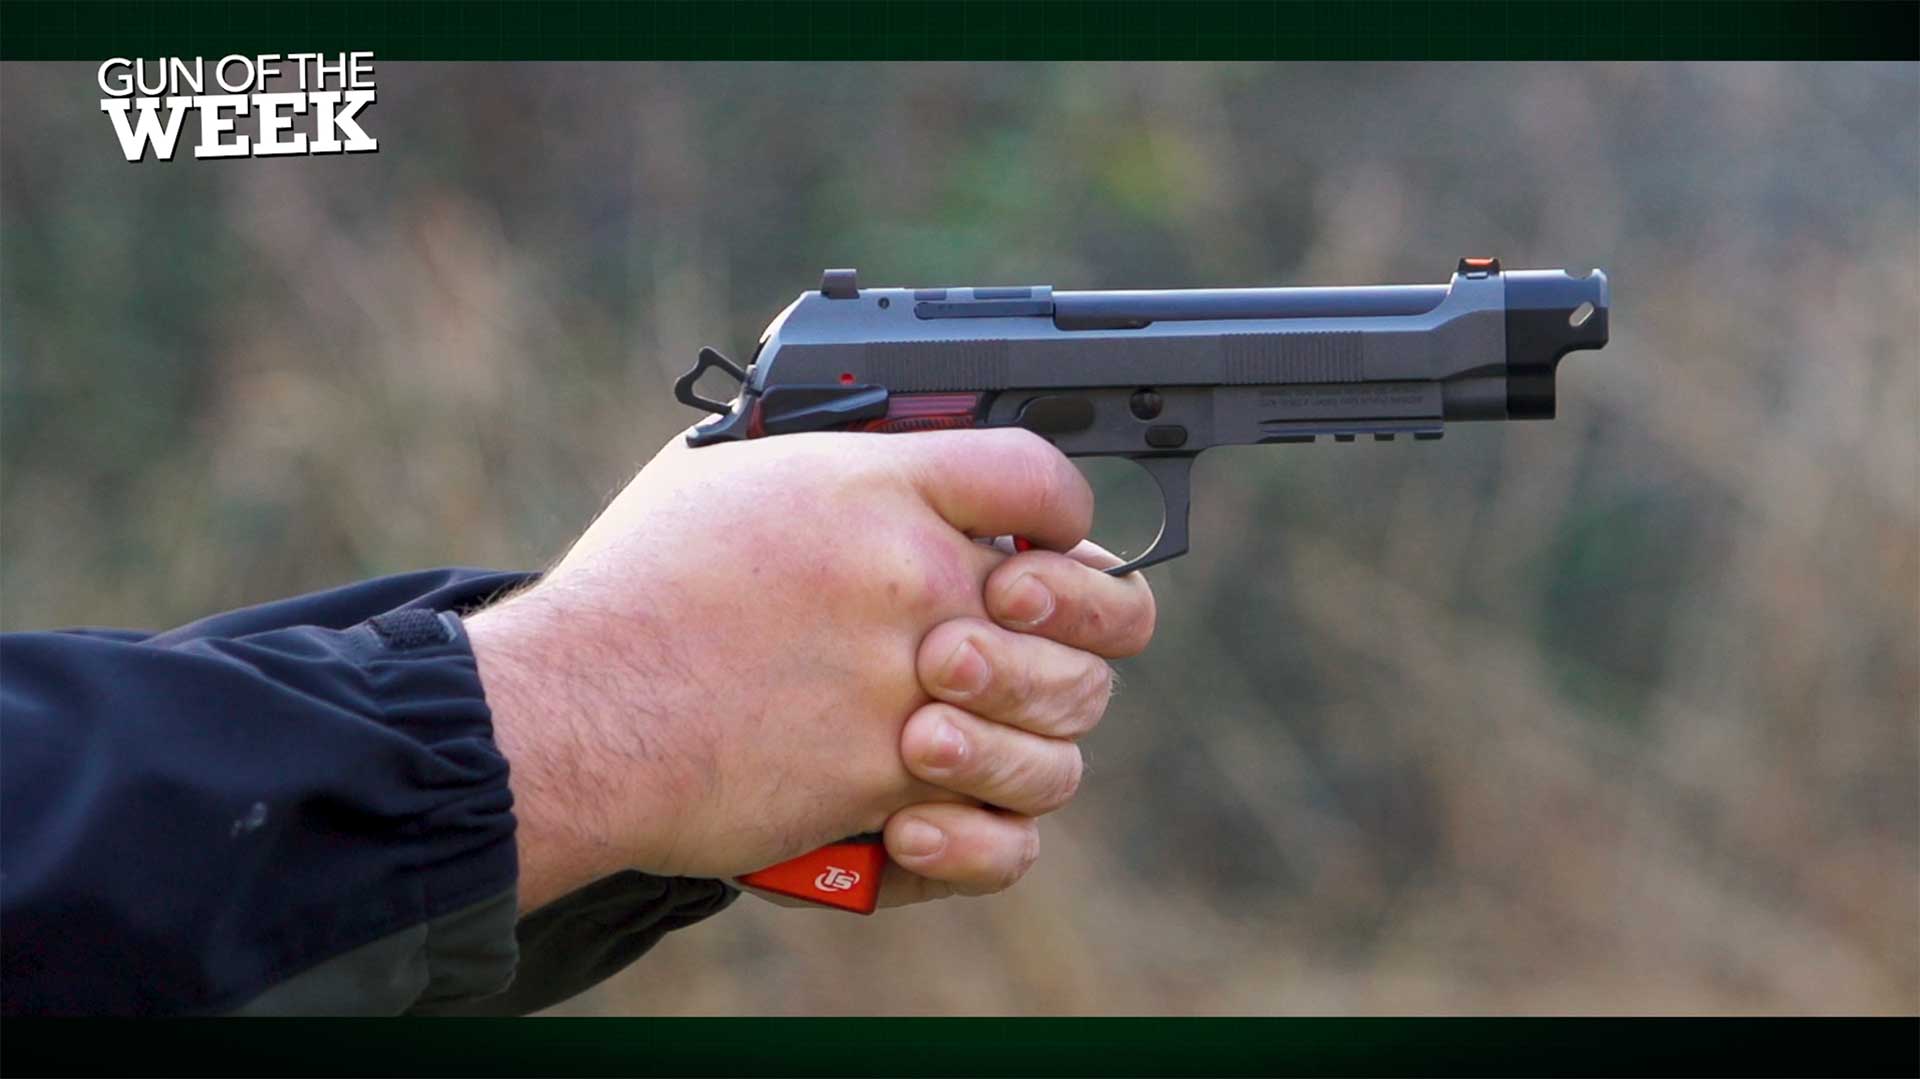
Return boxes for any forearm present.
[466,593,614,913]
[463,584,693,913]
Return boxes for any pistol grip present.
[737,834,886,914]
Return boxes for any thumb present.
[895,428,1093,554]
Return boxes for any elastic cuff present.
[344,610,519,913]
[423,873,741,1016]
[221,613,522,1014]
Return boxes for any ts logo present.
[814,866,861,892]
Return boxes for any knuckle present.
[905,534,978,618]
[1006,435,1083,533]
[1076,661,1116,727]
[1004,822,1042,888]
[1047,750,1084,811]
[1020,455,1064,525]
[1019,745,1082,813]
[1002,427,1056,471]
[982,738,1030,796]
[1045,657,1112,738]
[1001,641,1043,707]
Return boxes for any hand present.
[738,538,1159,910]
[873,541,1155,906]
[465,428,1106,912]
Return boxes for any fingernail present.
[999,574,1055,626]
[940,640,991,697]
[893,818,946,858]
[922,716,968,769]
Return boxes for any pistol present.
[675,257,1610,912]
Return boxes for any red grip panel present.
[738,836,886,914]
[851,392,984,434]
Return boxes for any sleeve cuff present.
[418,872,740,1016]
[347,608,520,923]
[227,609,521,1014]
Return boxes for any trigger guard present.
[1103,454,1195,576]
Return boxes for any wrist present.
[464,590,674,911]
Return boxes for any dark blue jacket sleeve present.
[1,569,534,1015]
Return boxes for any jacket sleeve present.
[0,568,735,1016]
[421,870,739,1016]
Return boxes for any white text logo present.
[98,53,378,162]
[813,866,861,892]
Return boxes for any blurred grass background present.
[2,62,1915,1014]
